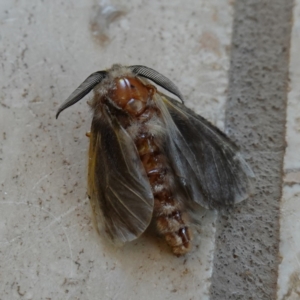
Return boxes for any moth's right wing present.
[156,94,255,210]
[88,108,154,244]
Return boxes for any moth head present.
[56,65,184,118]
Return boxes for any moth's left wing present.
[88,109,154,243]
[156,94,255,209]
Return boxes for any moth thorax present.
[108,77,155,116]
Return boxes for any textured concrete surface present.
[0,1,234,299]
[277,1,300,299]
[210,0,293,299]
[1,0,299,299]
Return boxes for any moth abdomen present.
[134,110,192,255]
[154,188,192,255]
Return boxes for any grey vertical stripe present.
[210,1,293,299]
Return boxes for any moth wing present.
[156,94,255,209]
[88,109,154,244]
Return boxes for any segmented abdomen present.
[133,110,192,255]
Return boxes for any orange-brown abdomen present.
[135,132,192,255]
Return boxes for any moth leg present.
[87,100,93,107]
[86,131,91,138]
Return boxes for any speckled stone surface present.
[0,1,234,299]
[277,1,300,299]
[210,0,293,299]
[1,0,299,299]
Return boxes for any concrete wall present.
[0,0,299,299]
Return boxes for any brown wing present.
[88,107,154,244]
[155,94,255,210]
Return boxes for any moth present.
[56,64,254,255]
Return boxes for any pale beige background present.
[0,1,234,299]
